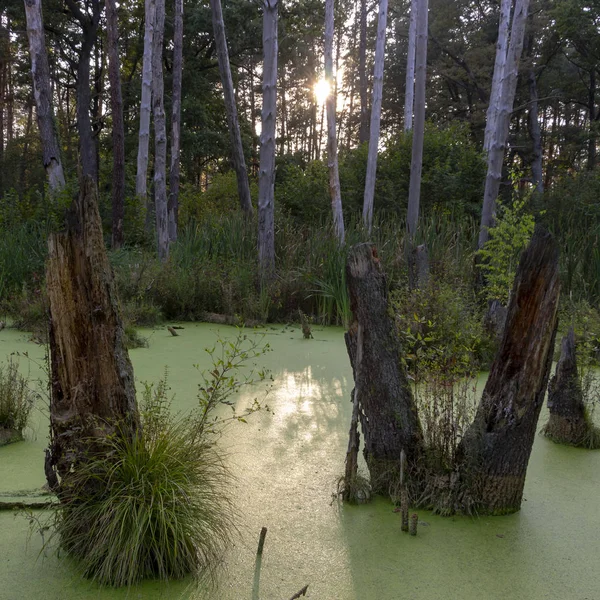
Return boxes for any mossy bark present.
[46,176,139,493]
[543,327,598,447]
[345,243,424,494]
[458,226,560,514]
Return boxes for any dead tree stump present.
[45,176,139,493]
[458,225,560,514]
[345,243,424,494]
[543,327,597,447]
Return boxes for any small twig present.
[288,584,309,599]
[257,526,268,555]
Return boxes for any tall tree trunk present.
[210,0,253,219]
[258,0,278,283]
[358,0,369,144]
[362,0,388,233]
[588,69,596,170]
[24,0,65,191]
[19,98,34,198]
[459,226,559,514]
[528,67,543,194]
[105,0,126,249]
[65,0,101,181]
[406,0,428,248]
[403,0,417,132]
[46,176,139,493]
[136,0,156,200]
[478,0,530,250]
[484,0,511,154]
[152,0,169,261]
[345,243,424,493]
[169,0,183,240]
[325,0,344,244]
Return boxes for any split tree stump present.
[45,176,139,492]
[458,225,560,514]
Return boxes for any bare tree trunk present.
[403,0,417,132]
[478,0,530,250]
[543,328,598,447]
[325,0,344,244]
[345,243,424,494]
[459,226,559,514]
[358,0,369,144]
[105,0,125,249]
[136,0,155,200]
[588,69,596,170]
[169,0,183,241]
[210,0,253,219]
[484,0,511,154]
[528,67,543,194]
[258,0,278,283]
[406,0,428,245]
[24,0,65,191]
[65,0,101,181]
[46,176,139,493]
[362,0,388,233]
[152,0,169,261]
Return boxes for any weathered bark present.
[210,0,253,219]
[479,0,530,249]
[543,328,597,447]
[406,0,428,249]
[258,0,278,283]
[459,226,560,514]
[346,243,424,493]
[136,0,155,200]
[46,176,139,492]
[105,0,125,249]
[152,0,169,261]
[483,0,511,154]
[24,0,66,191]
[358,0,369,144]
[65,0,101,181]
[483,298,507,343]
[403,0,417,132]
[408,243,429,290]
[527,67,543,194]
[362,0,388,233]
[325,0,344,244]
[169,0,183,241]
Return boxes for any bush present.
[53,332,270,586]
[0,358,34,442]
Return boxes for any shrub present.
[53,331,270,587]
[0,357,34,442]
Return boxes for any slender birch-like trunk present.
[258,0,278,282]
[403,0,417,132]
[483,0,511,154]
[105,0,125,249]
[358,0,369,144]
[169,0,183,241]
[479,0,530,250]
[23,0,65,191]
[325,0,344,244]
[210,0,253,219]
[406,0,428,242]
[152,0,169,261]
[362,0,388,233]
[136,0,155,199]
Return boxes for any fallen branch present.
[0,501,57,510]
[288,584,309,599]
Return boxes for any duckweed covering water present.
[0,324,599,600]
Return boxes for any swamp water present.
[0,323,599,600]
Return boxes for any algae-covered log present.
[458,225,560,514]
[543,327,600,448]
[345,243,424,493]
[46,176,139,492]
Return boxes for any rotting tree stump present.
[45,176,139,493]
[345,243,424,494]
[543,327,597,447]
[457,225,560,514]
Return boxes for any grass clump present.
[0,357,34,443]
[53,331,271,587]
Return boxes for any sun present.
[314,79,331,106]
